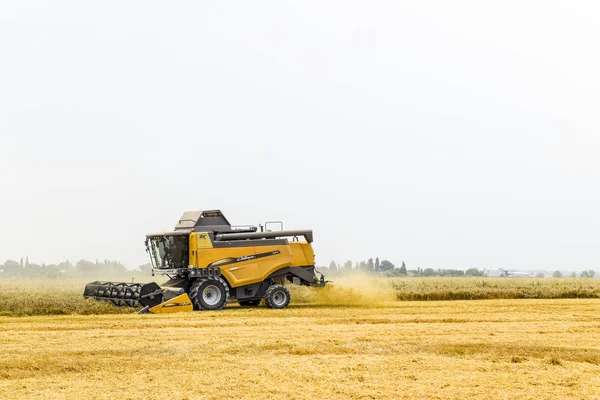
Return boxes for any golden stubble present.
[1,298,599,400]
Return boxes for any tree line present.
[323,257,404,275]
[319,258,486,277]
[319,260,597,279]
[0,257,149,279]
[552,270,596,278]
[1,257,596,280]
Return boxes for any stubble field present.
[0,279,599,399]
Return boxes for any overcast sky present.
[1,1,599,271]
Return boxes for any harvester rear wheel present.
[238,299,261,307]
[265,284,290,309]
[189,277,230,310]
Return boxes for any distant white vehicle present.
[485,268,539,278]
[506,271,539,278]
[485,268,508,277]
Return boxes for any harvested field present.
[1,297,599,399]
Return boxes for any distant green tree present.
[437,269,465,277]
[24,261,44,278]
[535,273,545,278]
[43,263,63,279]
[76,259,96,273]
[366,258,374,272]
[422,268,436,276]
[359,261,367,271]
[580,270,595,278]
[379,260,395,271]
[343,260,353,272]
[2,259,21,276]
[4,259,19,268]
[57,260,73,274]
[552,270,563,278]
[138,263,152,272]
[465,268,484,277]
[103,260,126,274]
[375,257,380,272]
[328,260,337,273]
[399,261,408,276]
[570,272,577,278]
[384,268,406,277]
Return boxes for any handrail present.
[215,229,313,243]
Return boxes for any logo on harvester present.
[208,250,280,268]
[199,234,207,240]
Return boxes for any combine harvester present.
[84,210,327,313]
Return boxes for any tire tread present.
[265,284,291,309]
[189,277,230,310]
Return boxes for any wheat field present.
[2,277,599,316]
[1,279,599,399]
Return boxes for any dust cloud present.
[290,272,397,306]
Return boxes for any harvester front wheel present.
[189,277,230,310]
[265,284,290,309]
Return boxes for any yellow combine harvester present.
[84,210,326,313]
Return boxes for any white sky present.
[1,1,599,271]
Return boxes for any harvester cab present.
[84,210,327,313]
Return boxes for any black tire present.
[265,284,291,309]
[238,299,261,307]
[189,277,230,310]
